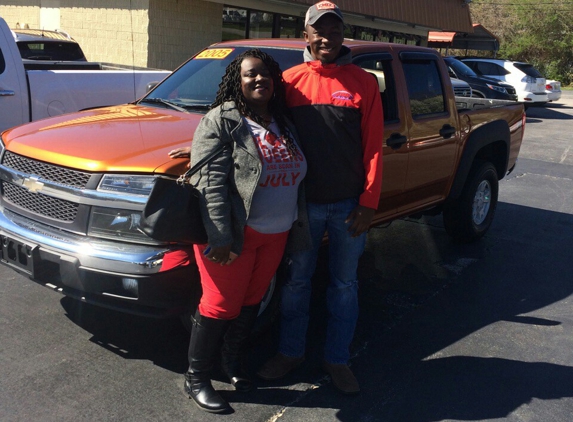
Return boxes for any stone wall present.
[0,1,41,29]
[148,0,222,70]
[0,0,222,70]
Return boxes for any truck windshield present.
[141,46,303,111]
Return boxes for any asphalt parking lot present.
[1,92,573,422]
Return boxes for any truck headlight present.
[98,175,156,196]
[88,207,157,243]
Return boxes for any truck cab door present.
[0,20,28,133]
[399,52,459,211]
[353,53,408,221]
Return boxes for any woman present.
[184,49,308,413]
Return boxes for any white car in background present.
[546,80,562,102]
[461,58,548,106]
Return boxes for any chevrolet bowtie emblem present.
[22,177,44,193]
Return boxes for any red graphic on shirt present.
[253,131,304,188]
[332,90,354,101]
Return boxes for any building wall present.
[0,1,41,28]
[63,1,151,68]
[1,0,222,70]
[148,0,222,70]
[1,1,152,67]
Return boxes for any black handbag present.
[139,144,227,244]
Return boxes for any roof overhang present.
[428,24,499,52]
[208,0,474,33]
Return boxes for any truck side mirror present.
[146,81,159,92]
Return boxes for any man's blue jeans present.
[278,198,367,364]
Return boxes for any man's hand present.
[168,147,191,159]
[345,205,375,237]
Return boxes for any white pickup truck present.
[0,17,171,133]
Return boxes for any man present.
[257,1,384,395]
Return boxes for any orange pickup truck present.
[0,39,525,327]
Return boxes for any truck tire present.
[443,160,498,243]
[179,267,283,337]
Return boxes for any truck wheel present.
[443,160,498,243]
[179,266,283,337]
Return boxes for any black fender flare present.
[448,119,510,200]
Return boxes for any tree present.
[470,0,573,84]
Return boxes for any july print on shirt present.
[256,128,305,188]
[244,118,307,234]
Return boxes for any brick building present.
[0,0,473,70]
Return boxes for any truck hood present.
[2,104,204,173]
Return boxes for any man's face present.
[304,14,344,64]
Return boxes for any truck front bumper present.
[0,208,199,318]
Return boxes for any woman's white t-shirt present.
[244,117,307,234]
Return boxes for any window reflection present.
[249,11,273,38]
[221,5,419,45]
[222,7,247,41]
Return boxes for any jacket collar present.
[219,101,242,122]
[216,101,260,159]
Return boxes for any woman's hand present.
[204,244,233,265]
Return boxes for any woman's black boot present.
[184,310,231,413]
[221,304,260,392]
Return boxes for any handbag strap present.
[181,144,228,180]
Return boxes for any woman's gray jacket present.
[190,101,310,254]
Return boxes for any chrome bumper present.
[0,208,196,317]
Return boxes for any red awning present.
[428,32,456,43]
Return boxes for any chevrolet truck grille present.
[2,182,79,221]
[2,152,91,188]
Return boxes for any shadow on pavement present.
[61,200,573,420]
[61,297,190,373]
[234,202,573,420]
[526,105,573,122]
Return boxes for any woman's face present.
[240,57,274,111]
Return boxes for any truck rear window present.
[16,41,87,61]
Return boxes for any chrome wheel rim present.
[472,180,491,225]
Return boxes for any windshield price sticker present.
[196,49,234,59]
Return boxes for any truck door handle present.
[386,132,407,150]
[0,90,15,97]
[439,124,456,139]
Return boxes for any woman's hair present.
[212,49,294,149]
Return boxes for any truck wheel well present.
[448,120,510,201]
[474,140,507,179]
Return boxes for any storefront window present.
[222,7,247,41]
[249,11,273,38]
[221,5,418,45]
[280,16,302,38]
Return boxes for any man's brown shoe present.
[323,362,360,395]
[257,353,304,380]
